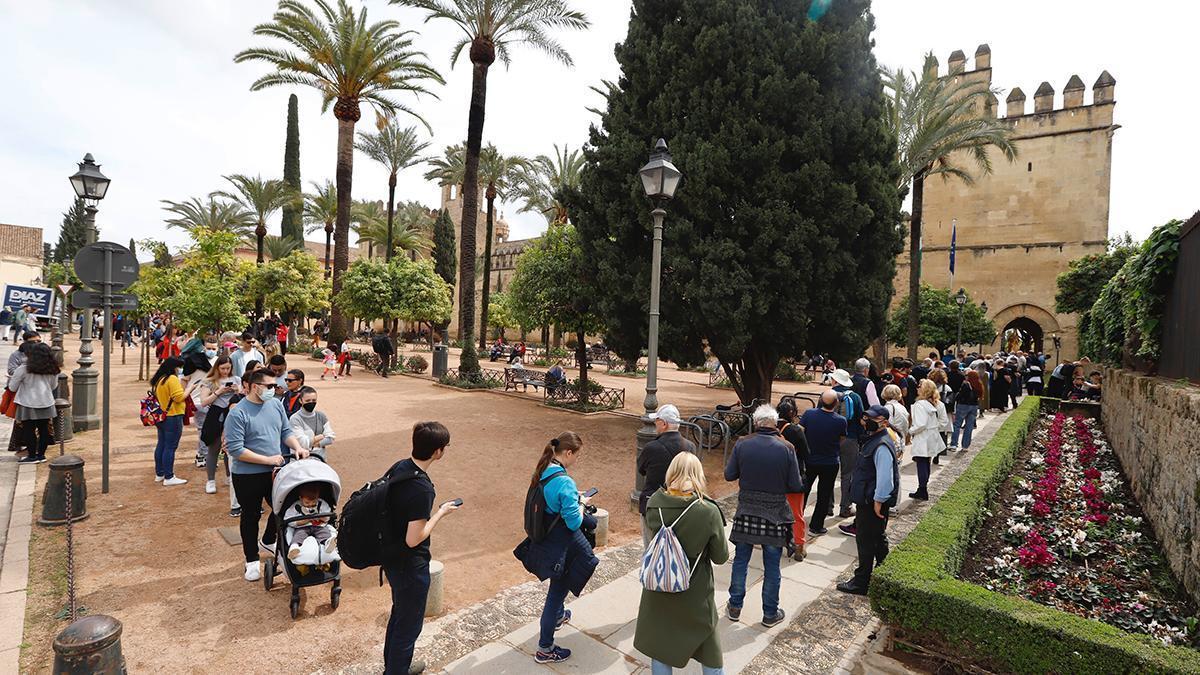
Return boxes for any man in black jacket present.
[637,404,696,545]
[372,329,395,377]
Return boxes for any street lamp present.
[1052,332,1062,364]
[632,138,682,509]
[954,288,967,359]
[68,153,110,432]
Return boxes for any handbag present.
[1,388,16,419]
[200,404,228,446]
[140,390,166,427]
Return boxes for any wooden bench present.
[504,367,547,392]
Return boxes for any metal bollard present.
[52,615,127,674]
[55,397,70,455]
[39,455,88,525]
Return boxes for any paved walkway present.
[0,341,37,674]
[320,405,1015,675]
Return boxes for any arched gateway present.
[989,303,1061,355]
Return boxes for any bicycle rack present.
[685,415,731,465]
[779,392,821,412]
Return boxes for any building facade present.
[440,184,513,339]
[0,223,46,291]
[894,45,1118,360]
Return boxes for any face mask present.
[864,419,881,434]
[205,349,217,358]
[302,401,317,413]
[259,386,275,401]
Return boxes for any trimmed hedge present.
[870,397,1200,673]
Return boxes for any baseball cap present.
[864,404,890,420]
[829,368,852,387]
[648,404,681,425]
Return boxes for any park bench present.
[505,367,547,392]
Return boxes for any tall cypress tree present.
[569,0,903,404]
[432,208,457,288]
[129,238,138,257]
[53,197,88,263]
[280,93,303,241]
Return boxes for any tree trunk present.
[906,172,926,361]
[718,338,777,406]
[385,173,396,262]
[255,223,265,327]
[323,223,333,279]
[328,114,356,346]
[541,325,550,352]
[576,329,588,403]
[479,190,496,350]
[457,56,490,373]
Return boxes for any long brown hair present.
[530,431,583,489]
[966,370,984,398]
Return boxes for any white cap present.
[648,404,681,425]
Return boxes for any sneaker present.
[908,491,929,501]
[35,456,47,464]
[244,561,261,582]
[154,475,164,483]
[838,507,854,518]
[534,646,571,664]
[932,456,940,465]
[792,548,807,562]
[836,580,869,596]
[761,609,786,628]
[809,526,828,536]
[195,455,206,468]
[17,455,39,464]
[205,480,217,494]
[288,544,302,561]
[838,524,857,537]
[230,507,242,518]
[725,604,742,622]
[163,477,188,486]
[555,609,572,630]
[406,661,426,675]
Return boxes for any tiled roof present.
[0,223,44,261]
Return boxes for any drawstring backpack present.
[140,390,166,426]
[640,497,704,593]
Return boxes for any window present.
[1027,162,1032,172]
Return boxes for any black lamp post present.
[632,138,682,508]
[980,300,989,352]
[68,154,110,432]
[954,288,967,359]
[1052,333,1062,365]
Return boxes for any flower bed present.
[962,412,1198,647]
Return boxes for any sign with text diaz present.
[2,284,54,316]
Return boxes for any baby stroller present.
[265,457,343,619]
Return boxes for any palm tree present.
[514,143,583,225]
[161,197,254,237]
[392,0,589,371]
[351,200,388,258]
[303,180,338,278]
[264,235,303,260]
[392,201,436,257]
[236,0,443,345]
[213,173,299,323]
[355,122,430,261]
[883,54,1018,360]
[476,146,528,347]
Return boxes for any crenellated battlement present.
[927,44,1116,122]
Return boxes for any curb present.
[0,463,37,673]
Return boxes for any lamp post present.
[954,288,967,359]
[632,138,682,509]
[1052,332,1062,365]
[68,153,110,432]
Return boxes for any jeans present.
[154,414,184,479]
[913,457,930,497]
[1027,381,1043,396]
[838,437,859,511]
[538,575,571,650]
[231,471,277,563]
[728,543,782,618]
[652,659,724,675]
[802,464,838,531]
[383,557,431,675]
[849,503,889,588]
[951,404,978,449]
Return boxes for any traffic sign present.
[71,290,138,311]
[73,241,139,292]
[56,283,74,298]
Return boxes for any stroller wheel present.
[290,597,300,620]
[330,586,341,610]
[263,559,275,591]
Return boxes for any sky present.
[1,0,1196,260]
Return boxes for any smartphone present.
[583,487,599,498]
[448,498,464,507]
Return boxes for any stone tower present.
[440,183,511,339]
[894,45,1118,360]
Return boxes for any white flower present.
[1074,529,1087,543]
[1011,505,1026,516]
[1008,522,1031,536]
[1016,494,1034,505]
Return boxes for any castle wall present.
[893,47,1117,361]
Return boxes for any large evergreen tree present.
[53,197,88,263]
[280,93,303,241]
[570,0,903,404]
[431,209,457,289]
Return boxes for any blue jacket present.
[514,465,599,596]
[724,428,803,494]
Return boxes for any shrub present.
[311,347,325,360]
[870,397,1200,673]
[405,355,428,374]
[774,360,799,381]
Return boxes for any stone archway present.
[989,303,1061,354]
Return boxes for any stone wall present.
[1102,367,1200,605]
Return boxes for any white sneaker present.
[244,561,261,582]
[205,480,217,494]
[288,544,302,561]
[154,475,164,483]
[162,477,188,487]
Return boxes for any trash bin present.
[432,343,449,378]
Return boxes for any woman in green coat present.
[634,452,729,674]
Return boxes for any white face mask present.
[259,386,275,401]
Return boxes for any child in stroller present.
[286,484,340,564]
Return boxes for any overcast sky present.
[1,1,1195,260]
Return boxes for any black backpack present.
[524,472,566,543]
[338,460,420,570]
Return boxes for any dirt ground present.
[20,337,819,673]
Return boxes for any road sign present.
[71,290,138,311]
[56,283,74,298]
[73,241,139,292]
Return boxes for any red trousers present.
[786,493,806,552]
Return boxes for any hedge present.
[870,397,1200,673]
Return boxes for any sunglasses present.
[285,378,299,383]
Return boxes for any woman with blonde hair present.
[635,452,729,674]
[908,380,947,501]
[881,384,910,443]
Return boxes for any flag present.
[949,220,957,275]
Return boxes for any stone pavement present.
[319,405,1016,675]
[0,340,37,674]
